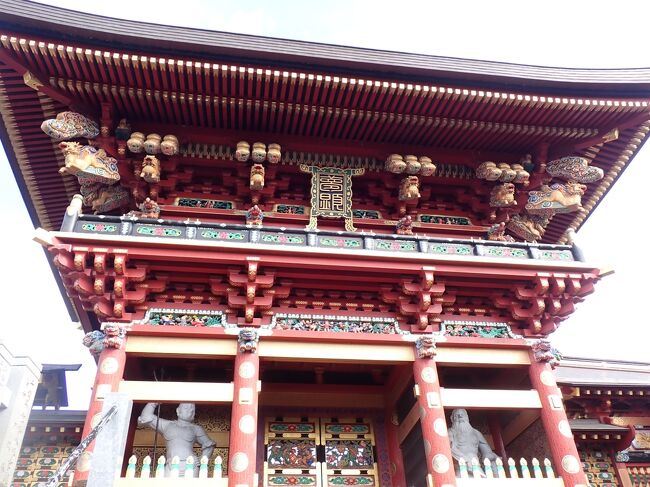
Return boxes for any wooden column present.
[487,413,507,459]
[228,329,260,487]
[413,337,456,487]
[74,324,127,486]
[385,410,407,487]
[529,344,588,487]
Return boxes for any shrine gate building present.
[2,1,650,486]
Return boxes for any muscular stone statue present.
[138,403,215,476]
[449,409,498,469]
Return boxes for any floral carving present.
[147,311,225,327]
[444,322,518,338]
[273,315,404,334]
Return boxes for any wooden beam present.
[502,409,540,446]
[397,401,420,445]
[118,380,233,403]
[440,388,541,409]
[436,348,531,366]
[258,341,413,363]
[384,364,413,410]
[125,335,237,358]
[0,44,93,113]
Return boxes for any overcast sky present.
[1,0,649,409]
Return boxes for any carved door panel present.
[263,416,379,487]
[321,417,379,486]
[264,417,321,486]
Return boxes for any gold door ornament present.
[300,165,365,232]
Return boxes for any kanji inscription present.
[300,165,364,231]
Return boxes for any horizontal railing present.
[456,457,564,486]
[63,213,581,262]
[113,454,227,486]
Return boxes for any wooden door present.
[264,416,380,486]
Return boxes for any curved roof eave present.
[2,0,650,96]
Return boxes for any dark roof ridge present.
[2,0,650,95]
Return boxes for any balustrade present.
[456,457,564,486]
[113,454,226,486]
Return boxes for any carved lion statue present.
[140,155,161,183]
[238,329,259,353]
[531,339,562,369]
[525,181,586,216]
[489,182,517,207]
[58,141,120,185]
[102,324,125,349]
[250,163,265,190]
[399,176,420,200]
[82,330,106,356]
[416,336,436,358]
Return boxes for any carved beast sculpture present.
[91,185,130,214]
[490,182,517,207]
[506,214,549,242]
[399,176,420,200]
[250,164,265,190]
[58,141,120,185]
[140,155,161,183]
[525,181,586,216]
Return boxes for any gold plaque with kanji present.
[300,165,364,231]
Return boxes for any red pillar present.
[228,329,260,487]
[413,337,456,487]
[385,409,407,487]
[74,325,127,486]
[529,347,588,487]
